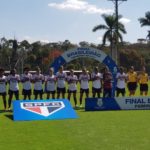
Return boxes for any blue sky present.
[0,0,150,44]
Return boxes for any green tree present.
[92,14,126,56]
[139,11,150,40]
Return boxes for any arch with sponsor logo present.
[50,47,119,97]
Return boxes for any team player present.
[56,66,67,99]
[45,68,56,99]
[127,66,138,96]
[102,66,113,98]
[21,67,32,100]
[0,68,7,110]
[116,67,127,97]
[7,68,20,110]
[138,66,149,96]
[67,69,78,107]
[32,67,44,100]
[79,67,90,107]
[91,67,102,98]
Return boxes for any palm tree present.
[92,14,126,57]
[139,11,150,40]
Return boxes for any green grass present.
[0,83,150,150]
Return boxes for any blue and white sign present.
[85,97,150,111]
[13,99,78,121]
[50,47,118,97]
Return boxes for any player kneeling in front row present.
[21,67,32,100]
[67,69,78,108]
[0,68,7,110]
[45,68,56,99]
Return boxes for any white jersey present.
[21,73,32,90]
[79,73,90,89]
[32,74,44,90]
[91,72,102,89]
[56,72,67,88]
[116,72,127,89]
[7,74,20,91]
[67,75,78,91]
[45,75,56,91]
[0,75,7,93]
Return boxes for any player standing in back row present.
[21,67,32,100]
[7,68,20,110]
[67,69,78,107]
[0,68,7,110]
[56,66,67,99]
[79,67,90,108]
[91,67,102,98]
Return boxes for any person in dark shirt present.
[102,66,113,98]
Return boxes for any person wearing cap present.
[91,67,102,98]
[67,69,78,107]
[127,66,138,96]
[0,68,7,110]
[138,66,149,96]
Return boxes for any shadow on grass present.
[5,114,13,121]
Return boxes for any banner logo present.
[21,102,65,117]
[97,98,103,107]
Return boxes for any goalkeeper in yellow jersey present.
[138,66,149,96]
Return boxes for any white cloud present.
[22,36,50,44]
[119,18,131,24]
[48,0,113,15]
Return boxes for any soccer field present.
[0,84,150,150]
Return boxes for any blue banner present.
[13,99,78,121]
[85,97,150,111]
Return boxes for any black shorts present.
[8,90,19,95]
[0,92,6,96]
[80,88,89,93]
[57,87,66,93]
[68,89,77,93]
[22,89,32,95]
[92,87,102,93]
[127,82,137,91]
[34,90,43,95]
[116,87,125,95]
[140,84,148,92]
[46,90,55,94]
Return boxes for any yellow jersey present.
[127,72,137,82]
[138,73,148,84]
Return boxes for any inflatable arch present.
[50,47,119,97]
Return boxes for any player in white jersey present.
[7,68,20,110]
[32,67,44,100]
[91,67,102,98]
[0,68,7,110]
[56,66,67,99]
[67,69,78,107]
[21,67,32,100]
[45,68,56,99]
[79,67,90,107]
[116,67,127,97]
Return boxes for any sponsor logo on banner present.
[97,98,103,108]
[21,101,65,117]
